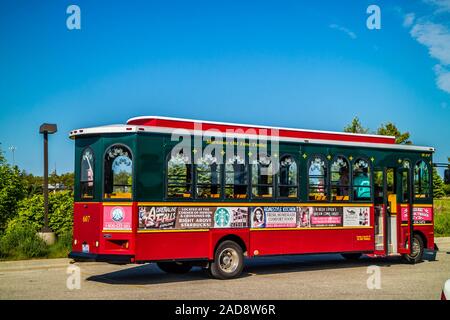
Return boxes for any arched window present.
[225,155,248,199]
[330,156,349,201]
[252,155,274,198]
[80,147,94,199]
[308,155,328,201]
[278,155,298,198]
[353,158,371,201]
[167,150,192,198]
[196,154,221,198]
[414,160,430,198]
[104,145,133,199]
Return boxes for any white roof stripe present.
[69,124,435,152]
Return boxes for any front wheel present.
[209,240,244,280]
[157,261,192,274]
[402,234,424,264]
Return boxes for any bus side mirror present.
[445,169,450,184]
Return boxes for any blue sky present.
[0,0,449,175]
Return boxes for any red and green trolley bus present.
[69,116,435,279]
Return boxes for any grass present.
[434,197,450,237]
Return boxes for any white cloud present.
[409,22,450,94]
[403,13,415,28]
[434,65,450,93]
[329,24,357,39]
[423,0,450,13]
[410,22,450,65]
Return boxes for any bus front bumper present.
[69,251,134,264]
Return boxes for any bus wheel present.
[209,240,244,280]
[341,253,362,260]
[402,234,424,264]
[157,262,192,274]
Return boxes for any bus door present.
[373,169,386,254]
[397,167,413,254]
[385,168,398,255]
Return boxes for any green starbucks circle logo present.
[215,208,230,227]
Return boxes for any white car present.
[442,279,450,300]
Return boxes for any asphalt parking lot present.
[1,238,449,300]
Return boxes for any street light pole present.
[39,123,57,240]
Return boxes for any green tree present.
[433,167,446,198]
[376,122,412,144]
[344,117,369,134]
[0,148,26,232]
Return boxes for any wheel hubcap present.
[410,238,421,258]
[219,248,239,273]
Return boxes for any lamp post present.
[39,123,57,244]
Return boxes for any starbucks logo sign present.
[214,208,230,227]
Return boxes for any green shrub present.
[48,231,73,259]
[0,221,48,259]
[434,198,450,237]
[14,191,73,235]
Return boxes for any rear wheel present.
[402,234,424,264]
[341,253,362,260]
[209,240,244,280]
[157,261,192,274]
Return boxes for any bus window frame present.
[351,157,373,203]
[330,154,351,202]
[102,143,134,201]
[165,148,194,200]
[277,153,299,200]
[307,154,329,202]
[80,146,95,200]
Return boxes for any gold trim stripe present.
[102,230,133,233]
[137,202,373,207]
[401,223,433,227]
[138,229,209,233]
[102,202,133,206]
[399,204,433,208]
[250,226,373,231]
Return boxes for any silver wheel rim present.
[218,248,239,273]
[410,238,421,258]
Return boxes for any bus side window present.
[225,155,248,199]
[353,158,371,201]
[251,155,274,198]
[80,147,94,199]
[414,160,430,199]
[330,156,350,201]
[308,155,328,201]
[104,145,133,199]
[195,154,221,199]
[278,155,298,198]
[167,150,192,198]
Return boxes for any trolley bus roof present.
[69,116,435,152]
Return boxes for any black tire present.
[341,253,362,260]
[209,240,244,280]
[402,234,424,264]
[157,261,192,274]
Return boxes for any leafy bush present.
[0,152,27,232]
[434,198,450,237]
[48,231,73,259]
[0,221,48,259]
[14,191,73,235]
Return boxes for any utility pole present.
[9,146,17,166]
